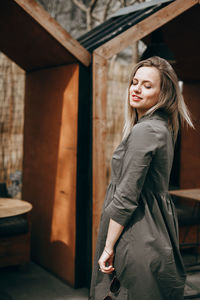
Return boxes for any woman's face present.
[129,66,161,118]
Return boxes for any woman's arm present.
[98,124,158,273]
[98,219,124,274]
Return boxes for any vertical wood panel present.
[180,82,200,188]
[92,53,108,258]
[23,64,79,286]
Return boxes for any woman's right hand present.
[98,248,114,274]
[98,218,124,274]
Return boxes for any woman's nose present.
[133,84,141,93]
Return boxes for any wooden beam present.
[92,52,108,258]
[13,0,91,67]
[95,0,198,59]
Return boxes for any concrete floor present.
[0,262,89,300]
[0,253,199,300]
[181,252,200,299]
[184,269,200,299]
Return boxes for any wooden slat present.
[95,0,198,59]
[92,53,108,258]
[14,0,91,67]
[23,64,79,286]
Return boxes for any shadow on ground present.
[0,252,200,300]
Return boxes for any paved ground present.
[185,269,200,300]
[0,252,199,300]
[0,262,88,300]
[182,252,200,299]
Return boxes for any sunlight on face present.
[129,66,161,119]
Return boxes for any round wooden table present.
[169,188,200,202]
[0,198,32,268]
[0,198,32,218]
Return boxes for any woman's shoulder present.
[126,121,158,148]
[133,117,169,136]
[131,119,162,135]
[127,118,170,149]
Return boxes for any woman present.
[90,56,193,300]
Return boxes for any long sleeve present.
[105,122,159,226]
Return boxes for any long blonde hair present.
[123,56,193,141]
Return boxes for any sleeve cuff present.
[105,204,129,227]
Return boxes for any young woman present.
[90,56,193,300]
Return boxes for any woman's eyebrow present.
[133,78,153,84]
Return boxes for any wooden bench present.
[0,198,32,267]
[169,189,200,261]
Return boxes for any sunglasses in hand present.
[103,275,120,300]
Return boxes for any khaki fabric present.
[90,110,186,300]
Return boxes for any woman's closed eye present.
[144,84,151,89]
[132,79,151,89]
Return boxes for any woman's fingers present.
[99,260,114,273]
[98,249,115,273]
[100,265,114,274]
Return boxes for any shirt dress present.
[90,110,186,300]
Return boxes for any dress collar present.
[137,109,168,124]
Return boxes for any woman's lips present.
[131,95,142,101]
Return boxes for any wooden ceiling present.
[0,0,91,71]
[143,4,200,81]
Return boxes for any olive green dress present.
[90,110,186,300]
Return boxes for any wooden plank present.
[0,0,91,70]
[0,233,30,267]
[95,0,198,59]
[179,225,199,252]
[180,82,200,190]
[14,0,91,67]
[92,53,108,258]
[23,64,79,286]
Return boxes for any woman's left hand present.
[98,248,115,274]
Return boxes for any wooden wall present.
[180,82,200,188]
[178,82,200,249]
[23,64,79,286]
